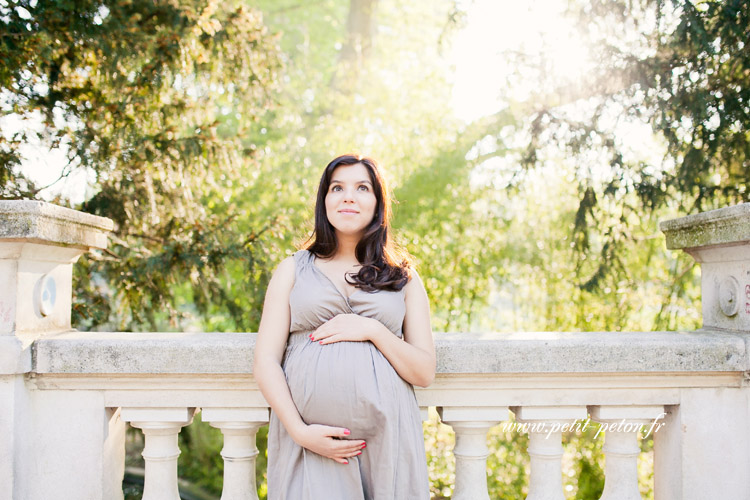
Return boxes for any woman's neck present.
[333,232,361,262]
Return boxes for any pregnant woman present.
[254,154,435,500]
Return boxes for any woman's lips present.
[339,210,359,214]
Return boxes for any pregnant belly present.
[283,339,409,438]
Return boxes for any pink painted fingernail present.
[343,459,349,464]
[343,429,350,435]
[361,443,366,449]
[356,451,362,456]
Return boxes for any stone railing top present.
[0,200,114,249]
[660,202,750,250]
[32,330,749,375]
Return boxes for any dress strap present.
[291,249,314,283]
[296,248,314,264]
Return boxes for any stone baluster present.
[438,406,507,500]
[589,405,666,500]
[419,406,430,422]
[512,406,588,500]
[120,407,195,500]
[202,408,269,500]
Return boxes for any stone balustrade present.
[2,200,750,500]
[22,329,747,500]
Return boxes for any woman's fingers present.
[324,425,352,438]
[327,431,365,463]
[334,440,365,453]
[303,424,366,464]
[323,426,366,448]
[309,327,331,342]
[332,445,364,464]
[310,314,349,341]
[317,333,340,345]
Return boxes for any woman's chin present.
[333,226,367,237]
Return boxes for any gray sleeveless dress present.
[266,249,429,500]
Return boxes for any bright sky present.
[449,0,592,122]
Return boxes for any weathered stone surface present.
[660,202,750,250]
[0,200,113,249]
[32,330,748,375]
[660,202,750,333]
[435,331,748,373]
[0,201,114,337]
[0,336,30,374]
[34,332,257,374]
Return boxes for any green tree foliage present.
[1,0,282,330]
[514,0,748,295]
[599,0,749,209]
[393,115,517,332]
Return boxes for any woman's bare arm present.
[253,257,303,435]
[253,256,365,464]
[370,270,436,387]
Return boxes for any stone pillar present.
[203,408,269,500]
[0,200,113,340]
[661,203,750,332]
[121,407,196,500]
[437,406,507,500]
[660,203,750,499]
[589,405,666,500]
[0,201,115,500]
[512,405,588,500]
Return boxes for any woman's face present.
[325,162,377,238]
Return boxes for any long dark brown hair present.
[305,154,412,292]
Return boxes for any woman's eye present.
[358,185,369,191]
[331,185,342,191]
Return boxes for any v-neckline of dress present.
[310,253,364,302]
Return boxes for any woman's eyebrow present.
[330,179,373,185]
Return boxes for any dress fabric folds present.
[266,249,429,500]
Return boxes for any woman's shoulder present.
[403,267,425,294]
[273,249,314,281]
[270,253,301,287]
[277,254,296,270]
[279,249,311,267]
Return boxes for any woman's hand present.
[292,424,366,464]
[311,313,383,345]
